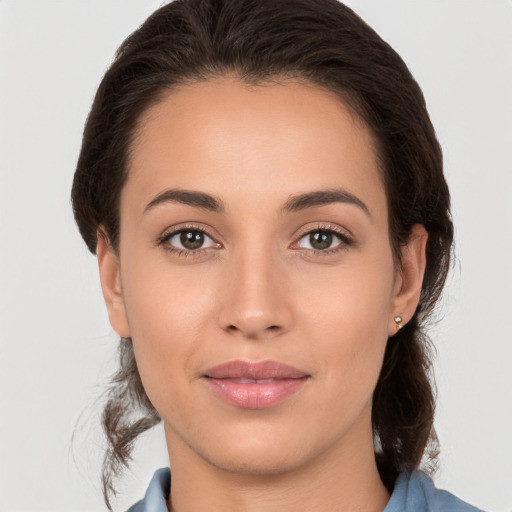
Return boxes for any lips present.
[203,360,310,409]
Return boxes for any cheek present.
[296,246,396,333]
[296,249,395,390]
[122,249,216,334]
[304,298,389,431]
[310,290,389,381]
[119,257,217,399]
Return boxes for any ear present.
[96,231,131,339]
[388,224,428,336]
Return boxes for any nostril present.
[224,323,282,338]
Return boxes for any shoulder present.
[385,471,486,512]
[126,468,170,512]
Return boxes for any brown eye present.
[180,230,205,249]
[309,231,333,250]
[164,229,218,251]
[297,230,346,251]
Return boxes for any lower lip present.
[204,377,309,409]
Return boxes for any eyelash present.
[156,224,219,259]
[295,224,354,256]
[156,223,354,258]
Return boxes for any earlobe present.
[389,224,428,336]
[96,231,131,338]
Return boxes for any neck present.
[164,418,390,512]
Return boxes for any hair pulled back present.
[71,0,453,508]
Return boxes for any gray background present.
[1,1,511,511]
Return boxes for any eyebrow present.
[143,187,370,217]
[281,188,371,217]
[144,188,225,214]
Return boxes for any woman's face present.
[98,78,425,476]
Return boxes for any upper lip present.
[204,360,309,380]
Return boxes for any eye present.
[296,228,351,252]
[160,228,219,252]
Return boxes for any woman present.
[71,0,483,510]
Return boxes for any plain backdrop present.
[1,1,511,511]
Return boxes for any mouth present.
[202,360,310,409]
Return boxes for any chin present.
[205,445,312,477]
[193,421,326,477]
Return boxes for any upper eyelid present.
[159,223,218,241]
[294,223,353,240]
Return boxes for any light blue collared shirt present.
[127,468,485,512]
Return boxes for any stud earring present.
[394,315,404,331]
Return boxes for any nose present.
[217,247,293,341]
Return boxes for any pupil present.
[180,231,204,249]
[310,231,332,250]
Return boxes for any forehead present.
[124,77,386,219]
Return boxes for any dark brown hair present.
[71,0,453,508]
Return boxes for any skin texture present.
[97,78,427,512]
